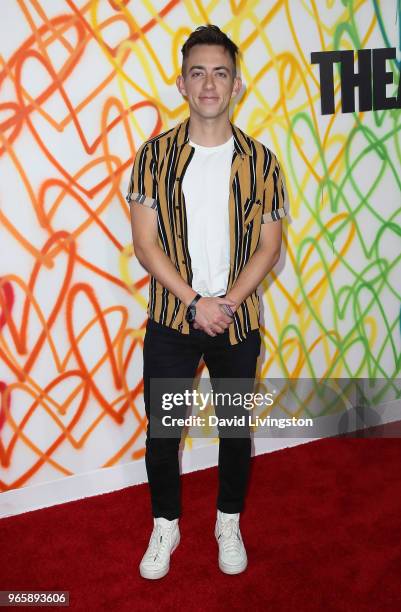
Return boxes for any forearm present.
[226,247,280,307]
[135,243,197,307]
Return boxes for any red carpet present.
[1,434,401,611]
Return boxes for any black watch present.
[185,294,202,324]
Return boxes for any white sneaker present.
[215,510,248,575]
[139,517,180,579]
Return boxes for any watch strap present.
[188,294,202,309]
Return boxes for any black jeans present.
[143,318,261,520]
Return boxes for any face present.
[176,44,242,120]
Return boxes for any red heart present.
[0,231,75,380]
[0,372,90,489]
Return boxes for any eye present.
[216,71,227,78]
[191,71,203,77]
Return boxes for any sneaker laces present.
[218,519,242,555]
[148,523,174,562]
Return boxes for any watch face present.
[186,306,196,323]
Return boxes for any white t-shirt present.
[182,136,234,297]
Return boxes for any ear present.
[176,74,187,97]
[231,75,242,98]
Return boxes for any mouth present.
[199,96,219,103]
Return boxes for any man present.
[126,24,287,579]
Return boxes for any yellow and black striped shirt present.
[126,117,288,345]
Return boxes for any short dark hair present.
[181,24,239,75]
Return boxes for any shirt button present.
[178,234,182,239]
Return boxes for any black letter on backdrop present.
[373,48,400,110]
[340,49,372,112]
[311,51,343,115]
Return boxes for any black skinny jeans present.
[143,317,261,520]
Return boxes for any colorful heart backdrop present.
[0,1,400,492]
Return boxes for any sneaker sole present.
[139,533,180,580]
[218,556,248,575]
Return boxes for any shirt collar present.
[176,116,252,157]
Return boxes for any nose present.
[204,73,215,89]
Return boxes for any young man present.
[126,25,287,579]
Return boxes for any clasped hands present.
[191,296,237,337]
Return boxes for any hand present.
[194,297,237,337]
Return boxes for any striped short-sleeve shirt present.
[126,117,288,345]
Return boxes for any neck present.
[188,114,232,146]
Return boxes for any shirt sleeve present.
[261,152,289,223]
[125,141,158,210]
